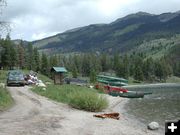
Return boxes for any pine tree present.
[81,54,91,76]
[100,53,109,72]
[134,66,144,81]
[143,57,155,81]
[1,35,12,69]
[1,41,11,69]
[26,43,35,70]
[154,60,163,81]
[9,44,17,69]
[72,65,78,78]
[89,53,101,73]
[73,55,81,73]
[17,41,25,69]
[159,57,172,81]
[133,55,144,81]
[0,39,3,65]
[123,55,129,79]
[58,55,65,67]
[90,69,96,83]
[113,53,119,71]
[41,53,48,76]
[116,61,123,77]
[33,47,40,72]
[173,62,180,77]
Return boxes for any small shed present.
[51,67,68,84]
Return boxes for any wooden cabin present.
[51,67,67,84]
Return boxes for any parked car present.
[7,70,25,86]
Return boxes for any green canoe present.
[97,79,128,87]
[108,91,152,98]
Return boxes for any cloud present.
[1,0,180,41]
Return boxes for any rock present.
[38,80,43,83]
[89,85,94,89]
[148,122,159,130]
[45,82,52,85]
[37,82,46,87]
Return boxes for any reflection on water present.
[125,85,180,128]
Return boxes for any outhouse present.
[51,67,67,84]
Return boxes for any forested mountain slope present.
[32,11,180,56]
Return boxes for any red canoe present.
[104,85,128,93]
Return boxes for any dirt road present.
[0,86,161,135]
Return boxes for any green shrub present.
[67,90,108,112]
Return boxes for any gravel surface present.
[0,86,161,135]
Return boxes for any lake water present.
[124,84,180,129]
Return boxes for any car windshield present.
[9,71,23,78]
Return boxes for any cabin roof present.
[51,67,67,73]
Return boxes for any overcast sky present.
[1,0,180,41]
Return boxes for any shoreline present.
[100,95,162,135]
[123,83,180,88]
[113,96,164,134]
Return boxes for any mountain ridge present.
[32,11,180,56]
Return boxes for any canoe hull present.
[108,91,145,98]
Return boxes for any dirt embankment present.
[0,86,161,135]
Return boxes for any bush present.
[68,90,108,112]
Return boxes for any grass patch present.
[166,76,180,83]
[32,84,108,112]
[0,70,8,83]
[37,73,53,83]
[0,70,13,111]
[0,87,13,111]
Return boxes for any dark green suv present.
[7,70,25,86]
